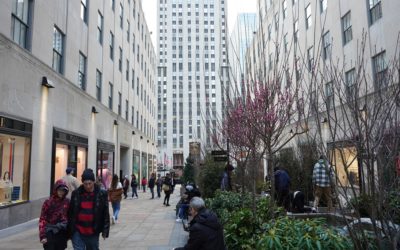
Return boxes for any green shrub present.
[348,194,373,217]
[224,208,259,250]
[197,154,226,198]
[206,190,252,224]
[257,217,353,250]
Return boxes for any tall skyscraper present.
[229,13,257,98]
[157,0,229,168]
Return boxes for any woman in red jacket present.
[141,177,147,192]
[38,179,70,250]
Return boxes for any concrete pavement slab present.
[0,188,188,250]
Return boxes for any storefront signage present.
[54,130,88,146]
[97,141,115,151]
[0,116,32,134]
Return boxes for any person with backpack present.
[108,174,123,224]
[131,174,139,199]
[162,173,173,206]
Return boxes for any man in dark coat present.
[68,168,110,249]
[274,166,291,210]
[174,197,226,250]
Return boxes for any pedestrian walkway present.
[0,186,188,250]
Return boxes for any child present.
[39,179,70,250]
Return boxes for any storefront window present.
[0,133,30,206]
[97,141,115,189]
[55,144,87,182]
[53,130,88,186]
[141,152,147,179]
[132,150,140,177]
[148,154,153,174]
[331,146,360,188]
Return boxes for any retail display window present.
[0,116,31,207]
[97,140,114,189]
[53,129,88,187]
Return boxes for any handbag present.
[162,184,170,192]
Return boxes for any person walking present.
[173,197,226,250]
[108,174,123,224]
[141,177,147,192]
[274,166,291,211]
[162,173,173,206]
[39,179,70,250]
[312,155,334,212]
[68,168,110,249]
[130,174,139,199]
[62,167,80,199]
[156,174,162,198]
[122,175,130,199]
[148,173,156,199]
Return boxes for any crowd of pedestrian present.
[38,155,332,249]
[38,167,181,249]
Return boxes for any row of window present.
[9,1,155,140]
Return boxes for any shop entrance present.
[53,129,88,190]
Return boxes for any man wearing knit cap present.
[68,168,110,249]
[62,167,80,199]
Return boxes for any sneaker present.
[111,216,115,224]
[166,204,170,206]
[311,207,317,213]
[176,218,182,222]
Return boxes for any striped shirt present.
[312,160,332,187]
[76,191,95,235]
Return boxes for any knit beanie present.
[81,168,95,182]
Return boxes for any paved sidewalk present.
[0,187,188,250]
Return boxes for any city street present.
[0,188,187,250]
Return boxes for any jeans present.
[131,187,138,198]
[142,185,146,192]
[178,203,189,219]
[156,185,161,198]
[164,191,171,205]
[72,232,99,250]
[111,201,121,220]
[150,187,154,198]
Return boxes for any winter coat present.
[108,182,123,203]
[176,208,226,250]
[162,176,173,193]
[39,179,70,241]
[148,177,155,188]
[274,169,291,192]
[68,185,110,238]
[131,178,138,188]
[123,178,130,190]
[141,178,147,186]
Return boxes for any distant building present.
[157,0,230,169]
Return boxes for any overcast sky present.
[142,0,257,46]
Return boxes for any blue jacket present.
[274,170,290,191]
